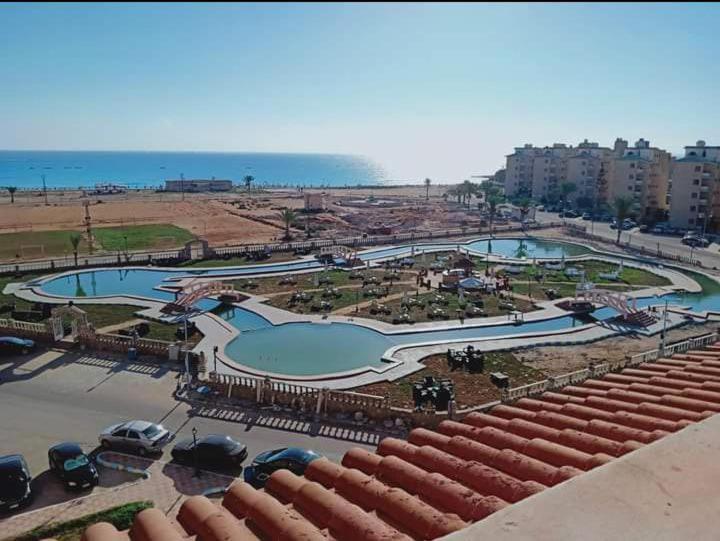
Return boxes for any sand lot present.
[0,183,459,248]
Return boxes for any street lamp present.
[191,426,201,477]
[656,294,669,355]
[213,345,219,373]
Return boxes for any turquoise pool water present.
[223,313,585,375]
[30,236,720,377]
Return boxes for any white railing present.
[0,318,48,333]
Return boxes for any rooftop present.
[66,344,720,541]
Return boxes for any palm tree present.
[6,186,17,204]
[279,208,296,240]
[243,175,254,191]
[612,196,634,245]
[560,181,577,215]
[460,180,476,209]
[517,197,533,224]
[486,192,504,236]
[69,233,82,266]
[424,178,431,201]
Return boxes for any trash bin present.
[128,347,138,361]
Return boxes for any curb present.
[96,452,151,479]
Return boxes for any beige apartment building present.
[604,138,671,221]
[669,141,720,233]
[504,138,670,221]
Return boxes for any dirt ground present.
[0,183,486,251]
[516,321,720,375]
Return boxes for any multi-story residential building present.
[504,140,617,205]
[607,138,671,221]
[504,138,670,221]
[669,141,720,233]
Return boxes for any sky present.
[1,2,719,181]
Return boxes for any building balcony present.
[701,185,710,192]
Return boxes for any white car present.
[98,420,173,455]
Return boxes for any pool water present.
[29,237,720,377]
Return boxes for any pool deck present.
[2,235,714,389]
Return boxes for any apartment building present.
[504,140,617,204]
[504,138,670,220]
[669,141,720,233]
[607,139,671,221]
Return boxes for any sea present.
[0,150,388,190]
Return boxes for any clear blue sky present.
[1,2,718,181]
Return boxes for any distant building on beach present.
[164,179,233,192]
[304,192,326,211]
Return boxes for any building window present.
[689,218,695,225]
[693,179,700,185]
[629,174,634,180]
[628,186,633,191]
[692,193,698,199]
[630,163,636,168]
[695,165,702,172]
[690,206,696,212]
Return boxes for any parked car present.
[171,434,247,469]
[621,219,636,230]
[561,210,579,218]
[682,235,710,248]
[98,420,173,456]
[48,442,98,491]
[244,447,322,488]
[609,219,618,230]
[581,212,592,220]
[0,337,35,355]
[638,224,650,233]
[0,455,33,513]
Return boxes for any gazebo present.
[450,255,475,277]
[458,276,484,291]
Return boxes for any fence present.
[79,332,178,358]
[564,223,720,269]
[501,331,719,403]
[0,222,563,276]
[0,317,53,341]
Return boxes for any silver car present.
[98,420,173,456]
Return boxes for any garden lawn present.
[355,290,535,324]
[93,224,193,251]
[0,231,90,260]
[178,252,300,268]
[354,352,545,409]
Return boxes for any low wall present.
[79,332,178,358]
[0,318,54,342]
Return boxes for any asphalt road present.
[534,211,720,269]
[0,348,375,475]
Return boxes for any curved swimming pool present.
[27,236,717,377]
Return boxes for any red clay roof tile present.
[72,346,720,541]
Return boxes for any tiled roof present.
[74,346,720,541]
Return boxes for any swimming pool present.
[26,236,715,377]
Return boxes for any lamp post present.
[658,295,669,355]
[213,345,218,373]
[191,426,201,477]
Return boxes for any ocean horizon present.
[0,150,392,189]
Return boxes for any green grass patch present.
[9,500,153,541]
[0,231,90,261]
[80,305,140,329]
[0,224,193,261]
[93,224,193,251]
[178,252,299,268]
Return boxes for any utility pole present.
[83,201,94,254]
[660,297,669,355]
[41,174,48,206]
[180,173,185,201]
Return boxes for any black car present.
[48,442,98,491]
[171,434,247,469]
[0,455,33,513]
[244,447,322,488]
